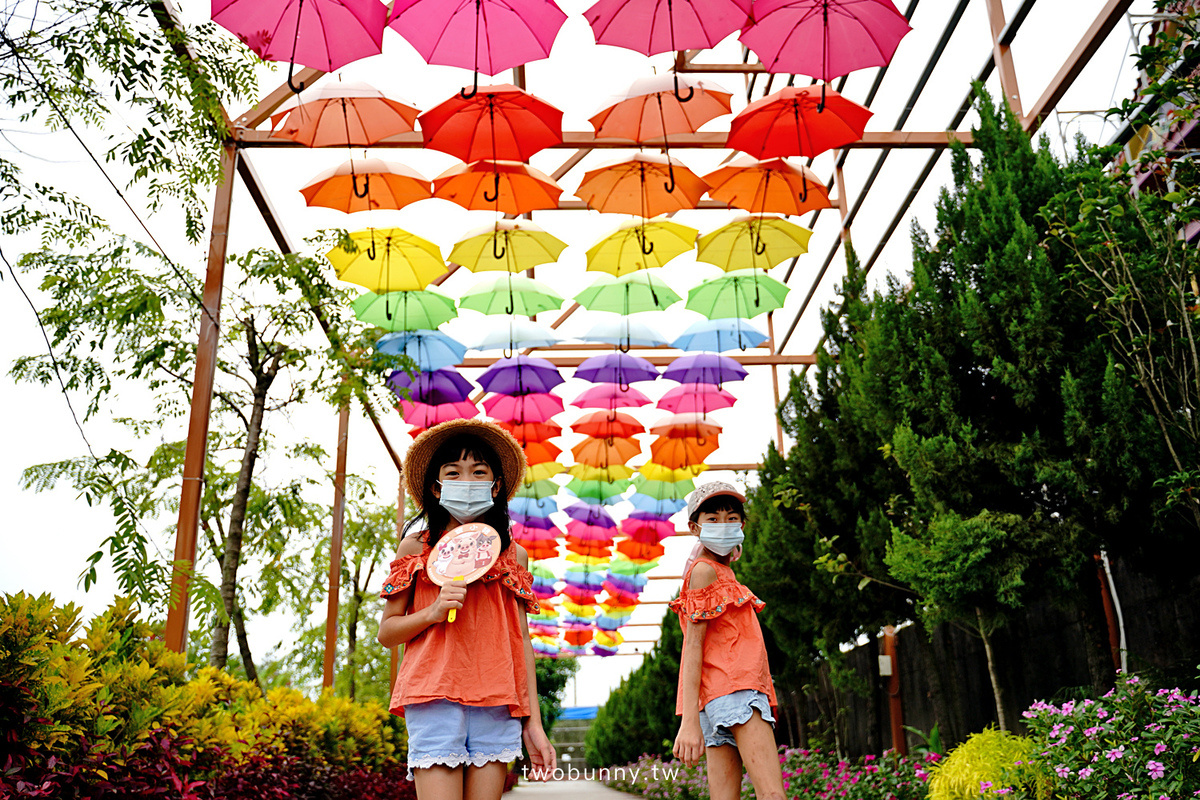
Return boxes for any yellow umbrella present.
[449,220,568,273]
[637,462,708,482]
[327,228,446,292]
[526,462,566,482]
[585,218,698,276]
[697,214,813,272]
[569,463,636,482]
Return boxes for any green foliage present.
[926,728,1041,800]
[535,656,579,732]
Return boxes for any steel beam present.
[457,354,814,367]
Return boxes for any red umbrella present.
[214,0,387,92]
[727,85,872,159]
[433,160,563,214]
[573,410,645,439]
[270,82,420,147]
[739,0,912,79]
[584,0,750,59]
[656,383,736,413]
[419,85,563,163]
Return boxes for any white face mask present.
[437,480,495,524]
[698,522,744,556]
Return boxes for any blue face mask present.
[698,522,744,556]
[438,480,495,524]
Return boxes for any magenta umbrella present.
[571,383,652,410]
[398,398,478,426]
[483,392,565,423]
[388,0,568,98]
[740,0,911,80]
[213,0,388,93]
[657,382,736,413]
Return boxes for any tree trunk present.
[231,600,261,692]
[346,563,362,701]
[916,628,961,747]
[976,607,1008,732]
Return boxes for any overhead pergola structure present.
[152,0,1141,675]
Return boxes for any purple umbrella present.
[563,502,617,528]
[387,367,474,404]
[510,511,560,530]
[662,352,748,384]
[478,355,565,396]
[574,351,659,388]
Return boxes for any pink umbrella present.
[388,0,568,98]
[656,382,736,413]
[571,383,652,410]
[739,0,911,80]
[398,398,479,427]
[213,0,388,93]
[483,392,565,423]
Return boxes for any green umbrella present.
[631,474,696,500]
[514,478,561,500]
[564,477,630,503]
[459,273,565,317]
[574,271,682,315]
[684,268,790,319]
[353,289,458,331]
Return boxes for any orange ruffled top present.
[669,557,777,715]
[379,541,540,718]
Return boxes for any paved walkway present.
[510,778,631,798]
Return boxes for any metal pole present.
[165,142,238,652]
[323,401,351,690]
[985,0,1025,118]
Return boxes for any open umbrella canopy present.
[585,218,697,275]
[576,152,708,216]
[387,367,474,404]
[649,412,723,439]
[522,439,563,465]
[727,85,873,159]
[662,352,749,384]
[570,463,635,482]
[704,156,832,216]
[450,220,567,273]
[573,410,645,439]
[482,391,565,422]
[650,435,719,469]
[270,81,419,146]
[510,496,557,517]
[571,383,652,409]
[639,461,707,482]
[572,436,643,468]
[696,214,813,272]
[686,268,791,319]
[433,160,563,214]
[631,473,696,499]
[353,288,458,331]
[397,397,478,427]
[514,477,561,499]
[478,355,565,395]
[672,318,768,352]
[589,74,733,142]
[470,319,563,351]
[499,418,562,441]
[419,84,563,162]
[584,0,750,57]
[528,462,566,482]
[459,274,565,317]
[300,159,431,213]
[575,351,659,385]
[657,382,737,413]
[574,271,682,314]
[628,491,687,515]
[375,329,467,370]
[328,228,446,292]
[564,503,617,527]
[564,477,631,505]
[578,317,667,349]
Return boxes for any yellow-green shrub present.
[927,727,1043,799]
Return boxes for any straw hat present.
[686,480,746,520]
[404,418,528,509]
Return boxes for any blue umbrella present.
[375,329,466,370]
[509,496,558,517]
[628,493,687,515]
[672,317,768,352]
[579,317,667,349]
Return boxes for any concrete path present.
[510,778,632,798]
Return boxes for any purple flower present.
[1148,760,1166,780]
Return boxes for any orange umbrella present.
[564,629,594,646]
[704,156,833,216]
[498,419,563,441]
[649,435,719,469]
[434,160,563,214]
[576,153,707,216]
[648,412,722,439]
[300,158,432,213]
[573,410,645,439]
[572,436,642,467]
[590,74,732,143]
[565,537,616,558]
[616,539,666,562]
[523,440,563,465]
[270,81,419,147]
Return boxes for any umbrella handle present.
[287,61,306,94]
[493,232,506,260]
[637,226,654,255]
[672,73,694,104]
[798,171,809,203]
[353,172,370,198]
[618,339,631,354]
[286,0,307,94]
[505,296,514,315]
[753,222,766,256]
[483,172,500,203]
[663,160,676,194]
[367,238,377,261]
[697,436,707,447]
[461,71,480,100]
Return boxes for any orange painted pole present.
[882,626,907,755]
[322,401,351,690]
[165,142,238,652]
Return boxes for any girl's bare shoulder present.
[395,534,425,559]
[686,560,718,591]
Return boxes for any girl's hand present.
[522,723,557,781]
[429,583,467,622]
[672,718,705,767]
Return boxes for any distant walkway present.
[510,778,631,798]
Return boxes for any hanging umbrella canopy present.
[696,214,813,272]
[631,474,696,499]
[584,0,750,57]
[704,156,832,217]
[522,439,563,465]
[570,463,635,482]
[270,81,419,146]
[589,74,733,142]
[662,352,749,384]
[574,271,682,314]
[575,351,660,385]
[375,329,467,370]
[650,435,719,469]
[214,1,387,91]
[564,478,629,505]
[564,503,617,527]
[300,159,431,213]
[649,412,723,439]
[514,477,561,499]
[434,160,564,215]
[576,152,708,216]
[571,383,652,410]
[459,274,565,317]
[387,367,474,404]
[572,436,643,468]
[672,318,769,352]
[657,382,737,413]
[397,397,478,427]
[739,0,912,79]
[419,84,564,162]
[499,419,563,441]
[727,85,873,159]
[578,317,667,349]
[528,462,566,482]
[616,538,666,562]
[328,228,446,293]
[353,288,458,331]
[512,511,558,530]
[686,268,791,319]
[628,492,687,515]
[478,355,565,395]
[573,410,645,439]
[585,218,697,276]
[639,462,707,481]
[482,391,565,422]
[450,220,568,273]
[510,496,557,517]
[471,319,563,351]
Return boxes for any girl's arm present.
[672,561,717,767]
[515,544,558,780]
[377,536,466,648]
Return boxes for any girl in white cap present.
[671,480,785,800]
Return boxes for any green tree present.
[535,656,579,734]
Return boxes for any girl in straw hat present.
[377,419,556,798]
[671,480,784,800]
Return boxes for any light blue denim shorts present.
[698,689,776,748]
[404,699,522,779]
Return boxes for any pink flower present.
[1148,760,1166,780]
[1079,767,1094,778]
[981,781,994,791]
[1106,747,1125,762]
[1155,743,1168,755]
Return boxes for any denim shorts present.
[404,699,522,779]
[698,689,776,748]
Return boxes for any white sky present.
[0,0,1157,706]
